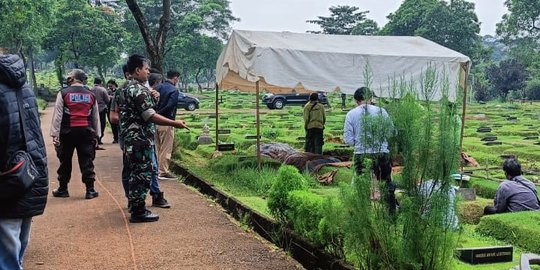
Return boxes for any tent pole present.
[215,83,219,151]
[256,81,261,170]
[459,62,470,171]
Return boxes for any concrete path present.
[23,105,301,270]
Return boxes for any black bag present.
[0,90,37,200]
[0,151,38,200]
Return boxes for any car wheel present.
[186,102,197,111]
[273,99,284,109]
[266,103,275,109]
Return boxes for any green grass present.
[454,224,523,270]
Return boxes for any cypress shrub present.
[268,165,308,222]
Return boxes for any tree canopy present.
[307,6,379,36]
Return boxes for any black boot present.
[85,188,99,199]
[52,185,69,198]
[130,205,159,223]
[152,192,171,208]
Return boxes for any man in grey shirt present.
[484,158,540,214]
[91,78,110,147]
[344,87,397,213]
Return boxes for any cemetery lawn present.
[175,91,540,269]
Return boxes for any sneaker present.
[129,209,159,223]
[152,192,171,208]
[158,172,176,180]
[85,188,99,199]
[52,188,70,198]
[96,146,106,150]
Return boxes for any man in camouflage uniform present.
[120,55,187,223]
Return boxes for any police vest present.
[60,85,96,132]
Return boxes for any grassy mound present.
[476,211,540,253]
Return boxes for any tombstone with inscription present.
[197,123,213,145]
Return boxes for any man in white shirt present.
[343,87,397,213]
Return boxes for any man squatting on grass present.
[484,158,540,215]
[120,54,188,223]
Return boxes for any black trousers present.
[354,153,397,213]
[56,128,96,188]
[304,128,324,154]
[106,109,119,142]
[99,110,107,142]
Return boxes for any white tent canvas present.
[217,30,470,101]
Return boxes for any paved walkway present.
[23,105,301,270]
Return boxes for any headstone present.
[297,136,306,141]
[245,135,261,139]
[457,246,513,264]
[507,116,518,121]
[197,124,213,145]
[457,188,476,201]
[484,141,502,146]
[217,129,231,135]
[481,136,498,142]
[500,154,516,159]
[524,136,538,140]
[217,143,235,151]
[535,142,540,146]
[477,127,492,133]
[478,101,486,104]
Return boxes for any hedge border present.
[171,162,354,270]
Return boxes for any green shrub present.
[476,211,540,253]
[268,165,308,221]
[286,190,326,245]
[36,98,47,111]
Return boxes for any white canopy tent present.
[215,30,471,167]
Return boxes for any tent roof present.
[217,30,470,100]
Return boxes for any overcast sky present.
[229,0,507,36]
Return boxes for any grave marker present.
[481,136,497,142]
[217,129,231,135]
[477,127,492,133]
[457,246,513,264]
[524,136,538,140]
[245,135,261,139]
[484,141,502,146]
[217,143,235,151]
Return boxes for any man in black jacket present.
[0,54,48,270]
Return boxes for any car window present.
[178,92,185,98]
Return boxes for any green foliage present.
[382,0,483,60]
[496,0,540,42]
[45,0,127,78]
[286,190,326,245]
[470,179,499,199]
[36,98,47,111]
[486,59,529,99]
[476,211,540,253]
[268,165,308,222]
[307,5,379,35]
[526,78,540,100]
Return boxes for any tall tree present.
[0,0,58,90]
[45,0,127,82]
[382,0,483,59]
[496,0,540,78]
[123,0,237,72]
[486,59,529,99]
[307,5,379,35]
[496,0,540,42]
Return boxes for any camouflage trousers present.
[125,141,153,212]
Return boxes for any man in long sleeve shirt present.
[484,159,540,214]
[154,70,180,179]
[91,78,110,145]
[343,87,396,213]
[49,69,100,199]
